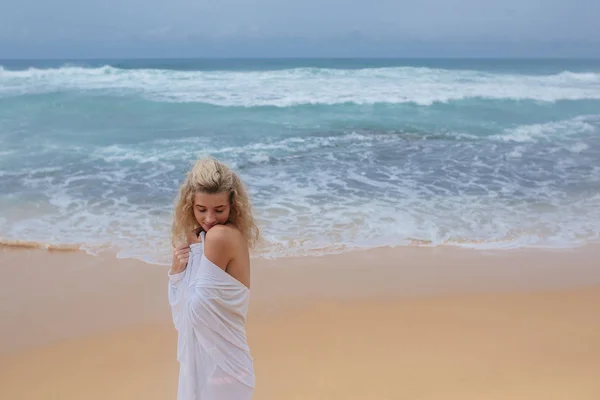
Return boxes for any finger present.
[178,252,189,259]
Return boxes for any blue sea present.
[1,58,599,265]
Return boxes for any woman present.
[168,157,260,400]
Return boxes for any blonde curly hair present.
[170,157,260,248]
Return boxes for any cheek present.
[193,209,204,222]
[220,210,231,222]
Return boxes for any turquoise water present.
[1,58,599,264]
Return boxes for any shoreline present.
[2,244,600,399]
[2,234,598,265]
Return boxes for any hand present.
[170,243,190,275]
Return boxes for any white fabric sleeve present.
[168,262,191,332]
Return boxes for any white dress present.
[168,231,255,400]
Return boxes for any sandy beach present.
[1,244,600,400]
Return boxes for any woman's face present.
[193,191,231,233]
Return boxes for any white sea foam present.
[2,65,600,106]
[3,127,599,265]
[492,116,597,143]
[568,142,590,153]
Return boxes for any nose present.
[205,213,216,224]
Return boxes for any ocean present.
[1,58,599,265]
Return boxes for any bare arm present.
[203,225,234,272]
[204,224,251,289]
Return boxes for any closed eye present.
[196,207,226,213]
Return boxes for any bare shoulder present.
[204,224,245,246]
[203,224,247,271]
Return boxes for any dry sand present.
[1,244,600,399]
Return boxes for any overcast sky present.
[1,0,599,58]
